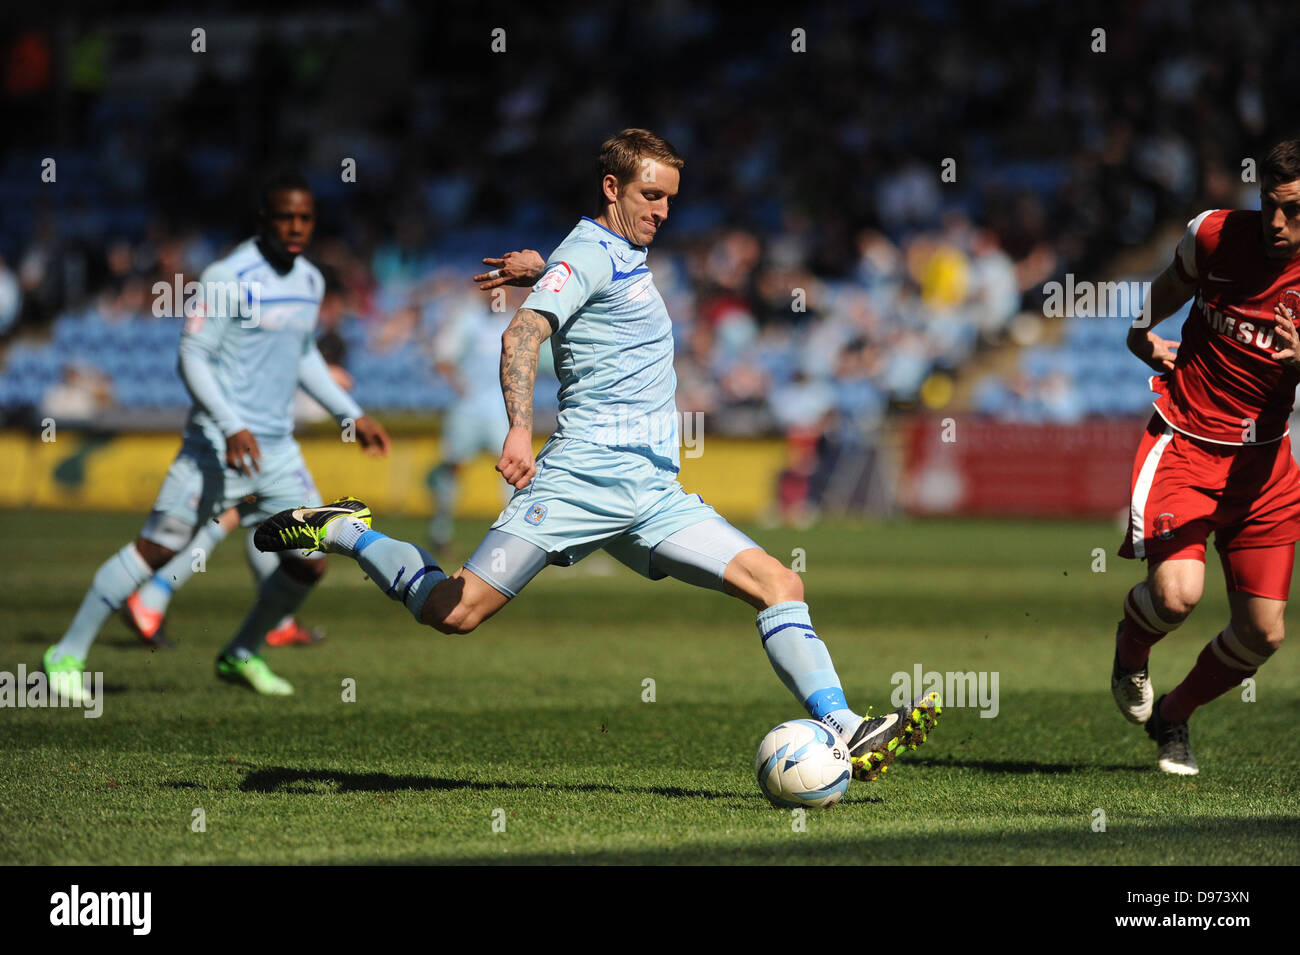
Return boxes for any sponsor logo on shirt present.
[534,262,572,293]
[1198,292,1280,354]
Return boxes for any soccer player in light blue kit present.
[43,171,391,698]
[257,132,939,780]
[425,292,514,551]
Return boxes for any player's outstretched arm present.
[1128,263,1194,372]
[297,343,390,456]
[474,249,546,290]
[497,307,553,489]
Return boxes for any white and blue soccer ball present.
[755,719,851,809]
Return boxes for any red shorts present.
[1119,414,1300,598]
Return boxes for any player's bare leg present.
[418,569,511,634]
[1113,557,1204,722]
[1227,591,1287,657]
[1147,557,1205,621]
[255,499,519,637]
[721,547,804,609]
[716,546,940,781]
[135,537,180,571]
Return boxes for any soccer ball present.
[755,719,851,809]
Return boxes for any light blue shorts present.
[142,432,322,552]
[464,437,758,595]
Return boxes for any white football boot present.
[1111,624,1154,723]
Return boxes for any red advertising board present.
[900,415,1149,517]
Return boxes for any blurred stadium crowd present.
[1,1,1289,510]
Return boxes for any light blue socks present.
[136,518,232,614]
[332,519,447,619]
[55,543,154,660]
[757,600,862,739]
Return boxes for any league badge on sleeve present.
[533,262,571,293]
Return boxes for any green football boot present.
[254,496,371,555]
[42,646,88,706]
[216,653,294,695]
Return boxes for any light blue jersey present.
[468,216,743,590]
[146,237,363,544]
[522,217,680,471]
[180,239,354,450]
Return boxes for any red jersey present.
[1153,208,1300,445]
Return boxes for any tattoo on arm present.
[500,309,552,430]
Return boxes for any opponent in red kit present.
[1115,139,1300,775]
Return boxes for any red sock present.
[1117,583,1177,669]
[1162,629,1265,724]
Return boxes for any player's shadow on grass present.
[417,814,1300,866]
[235,766,734,801]
[907,756,1147,774]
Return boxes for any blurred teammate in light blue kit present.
[427,292,508,550]
[425,283,555,551]
[43,171,391,699]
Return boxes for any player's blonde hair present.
[597,129,684,206]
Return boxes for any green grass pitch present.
[2,511,1297,865]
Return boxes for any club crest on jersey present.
[1280,289,1300,322]
[524,502,548,526]
[533,262,571,293]
[1153,512,1177,541]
